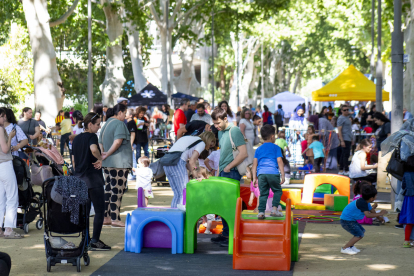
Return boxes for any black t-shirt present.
[185,109,195,122]
[360,112,368,126]
[127,120,138,144]
[184,120,208,137]
[135,117,149,144]
[376,121,391,145]
[72,132,104,189]
[37,119,46,129]
[356,198,370,212]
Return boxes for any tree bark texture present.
[404,17,414,112]
[159,29,174,94]
[173,39,201,95]
[125,21,147,93]
[101,1,125,106]
[229,33,259,110]
[292,71,301,94]
[22,0,63,125]
[219,65,226,96]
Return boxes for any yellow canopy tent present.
[312,65,389,101]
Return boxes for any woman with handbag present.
[18,107,41,146]
[3,108,28,157]
[239,109,255,147]
[162,131,216,208]
[72,112,111,250]
[349,139,378,183]
[98,104,133,228]
[0,108,23,239]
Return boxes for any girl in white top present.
[239,109,255,147]
[205,149,220,176]
[163,132,216,208]
[219,101,237,126]
[349,139,378,182]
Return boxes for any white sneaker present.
[338,171,344,175]
[350,246,360,253]
[204,230,212,234]
[341,247,357,255]
[270,210,284,217]
[344,171,349,176]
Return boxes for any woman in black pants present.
[72,113,110,250]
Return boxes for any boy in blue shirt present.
[303,135,324,173]
[252,125,285,219]
[340,185,388,255]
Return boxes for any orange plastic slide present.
[302,174,350,204]
[233,198,291,271]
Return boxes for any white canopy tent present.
[264,91,309,119]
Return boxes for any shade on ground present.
[312,65,389,101]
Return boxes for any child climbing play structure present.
[233,198,297,271]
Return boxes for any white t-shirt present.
[136,167,153,190]
[72,123,84,135]
[226,112,237,124]
[206,150,220,176]
[169,136,206,161]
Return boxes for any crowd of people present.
[1,95,414,274]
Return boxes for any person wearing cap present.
[185,100,197,122]
[117,97,128,106]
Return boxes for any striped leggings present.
[164,159,188,208]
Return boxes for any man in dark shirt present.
[185,100,197,122]
[176,120,210,139]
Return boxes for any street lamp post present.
[376,0,383,112]
[390,0,404,210]
[88,0,93,111]
[211,4,215,108]
[370,0,375,82]
[166,0,171,104]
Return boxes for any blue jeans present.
[219,169,242,237]
[129,144,137,179]
[136,142,149,160]
[340,219,365,238]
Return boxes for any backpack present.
[12,155,30,191]
[274,109,283,126]
[266,112,274,125]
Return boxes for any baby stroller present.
[42,177,90,272]
[12,155,43,234]
[31,145,69,178]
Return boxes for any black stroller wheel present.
[77,257,81,272]
[36,219,43,230]
[84,255,90,266]
[23,223,29,234]
[47,257,51,272]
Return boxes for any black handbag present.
[159,139,202,166]
[386,145,405,181]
